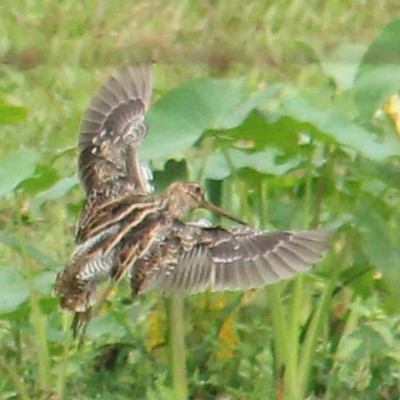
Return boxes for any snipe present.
[55,65,330,337]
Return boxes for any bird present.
[54,65,330,338]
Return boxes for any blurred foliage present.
[1,1,400,399]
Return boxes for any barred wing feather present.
[79,65,152,194]
[140,227,330,295]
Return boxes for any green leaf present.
[281,95,400,160]
[320,44,367,90]
[86,314,126,338]
[0,266,29,314]
[216,84,283,129]
[19,164,60,194]
[354,18,400,117]
[31,176,78,214]
[142,78,279,161]
[0,148,38,197]
[0,101,27,124]
[33,271,57,295]
[225,110,300,154]
[357,204,400,294]
[197,148,301,180]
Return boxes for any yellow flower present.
[216,315,237,359]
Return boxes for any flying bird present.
[55,65,330,337]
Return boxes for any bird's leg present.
[72,310,92,344]
[71,291,94,343]
[72,245,141,337]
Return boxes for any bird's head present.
[163,181,245,224]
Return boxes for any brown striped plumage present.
[55,65,331,337]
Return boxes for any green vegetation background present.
[1,1,400,399]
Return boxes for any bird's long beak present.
[201,200,246,225]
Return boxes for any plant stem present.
[286,155,315,399]
[270,285,288,368]
[168,294,188,400]
[29,286,51,390]
[298,273,336,397]
[285,275,303,400]
[14,195,52,392]
[56,313,74,400]
[17,240,51,391]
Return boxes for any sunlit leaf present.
[0,149,38,197]
[354,18,400,117]
[216,84,283,129]
[321,44,367,90]
[143,78,242,159]
[143,78,279,161]
[0,266,29,314]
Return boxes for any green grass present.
[1,1,400,399]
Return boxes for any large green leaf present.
[0,148,38,197]
[281,95,400,160]
[357,202,400,296]
[142,78,279,161]
[354,18,400,117]
[19,164,60,194]
[0,266,29,314]
[196,148,301,180]
[321,44,367,90]
[224,110,302,154]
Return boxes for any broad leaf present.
[321,44,367,90]
[354,18,400,117]
[143,78,279,160]
[281,95,400,160]
[19,164,60,194]
[0,266,29,314]
[224,110,302,154]
[0,149,38,197]
[357,204,400,293]
[196,148,301,180]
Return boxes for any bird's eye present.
[194,185,202,195]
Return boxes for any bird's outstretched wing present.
[135,224,330,295]
[78,65,152,195]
